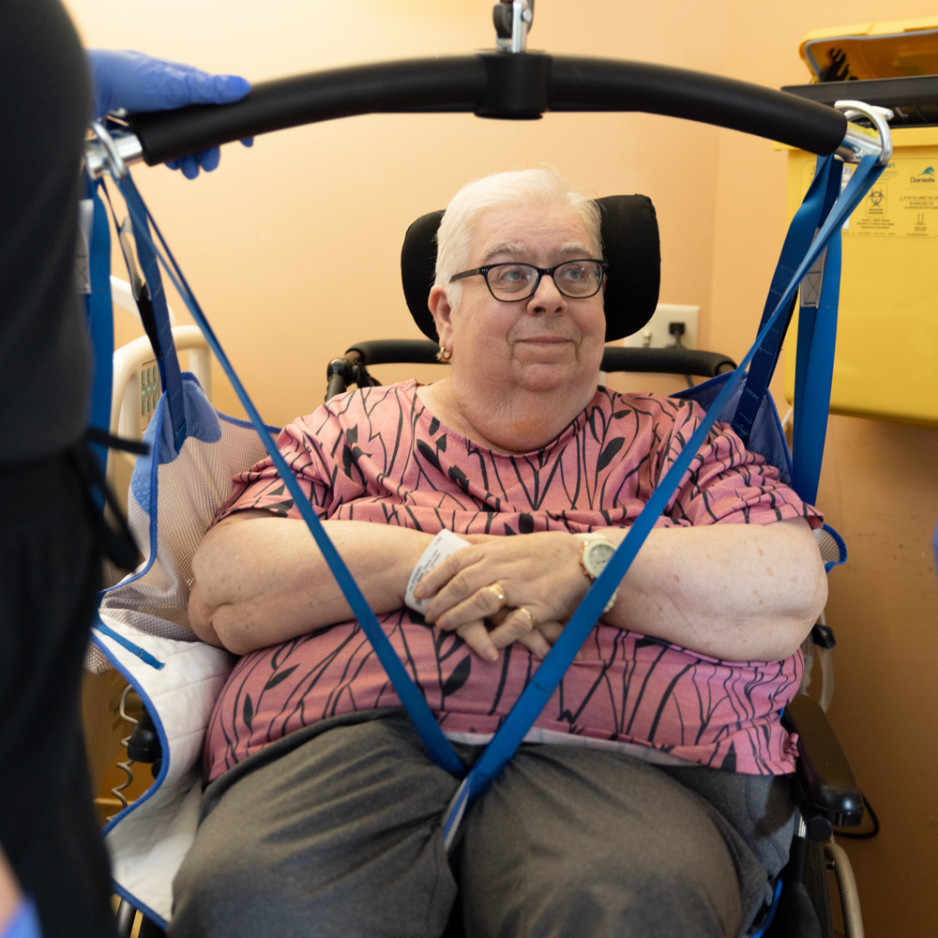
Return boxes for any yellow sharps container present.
[784,20,938,426]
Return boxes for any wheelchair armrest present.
[599,346,736,378]
[783,693,864,835]
[345,339,440,365]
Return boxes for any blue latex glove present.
[88,49,252,178]
[1,896,41,938]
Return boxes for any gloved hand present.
[88,49,252,179]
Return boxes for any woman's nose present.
[526,272,566,313]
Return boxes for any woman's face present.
[430,202,606,404]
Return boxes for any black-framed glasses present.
[449,258,607,302]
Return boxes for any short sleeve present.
[212,410,339,524]
[661,407,822,529]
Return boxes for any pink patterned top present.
[203,380,820,782]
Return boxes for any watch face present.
[585,539,616,577]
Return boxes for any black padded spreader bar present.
[127,52,848,166]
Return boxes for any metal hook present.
[834,100,894,166]
[85,120,144,180]
[494,0,534,54]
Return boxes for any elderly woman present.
[174,168,827,938]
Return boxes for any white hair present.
[434,167,601,307]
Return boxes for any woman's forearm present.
[189,510,826,663]
[416,517,826,664]
[188,511,431,654]
[600,517,827,661]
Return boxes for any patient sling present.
[84,50,889,926]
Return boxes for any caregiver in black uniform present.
[0,3,248,934]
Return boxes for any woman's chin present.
[515,361,589,395]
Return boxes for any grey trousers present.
[170,710,794,938]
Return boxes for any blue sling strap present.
[731,154,843,444]
[81,177,116,489]
[117,182,189,455]
[735,152,882,505]
[789,178,844,508]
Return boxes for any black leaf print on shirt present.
[265,664,299,690]
[596,437,625,472]
[441,655,472,698]
[448,465,472,494]
[341,443,367,485]
[417,439,441,471]
[242,693,254,729]
[256,481,294,516]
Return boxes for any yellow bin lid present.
[800,18,938,81]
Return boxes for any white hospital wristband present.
[404,529,470,615]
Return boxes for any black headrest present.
[400,194,661,342]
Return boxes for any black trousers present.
[0,455,117,938]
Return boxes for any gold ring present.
[518,607,538,630]
[484,582,508,609]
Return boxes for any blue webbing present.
[118,183,188,454]
[731,155,843,445]
[735,154,881,507]
[83,177,115,493]
[748,879,785,938]
[100,149,883,835]
[790,183,843,507]
[785,156,883,507]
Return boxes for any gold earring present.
[436,345,453,363]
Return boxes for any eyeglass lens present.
[486,260,603,300]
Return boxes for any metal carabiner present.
[85,120,144,180]
[834,100,894,166]
[494,0,534,54]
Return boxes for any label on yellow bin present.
[845,157,938,238]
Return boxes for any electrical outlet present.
[622,303,699,349]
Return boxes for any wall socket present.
[622,303,699,349]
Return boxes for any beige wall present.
[68,1,938,934]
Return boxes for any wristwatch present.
[577,535,618,613]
